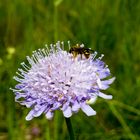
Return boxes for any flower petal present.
[98,92,112,99]
[20,101,35,108]
[100,77,115,90]
[102,77,116,85]
[51,102,61,110]
[97,78,102,88]
[26,110,34,121]
[81,103,96,116]
[63,106,72,118]
[33,105,46,117]
[99,68,110,79]
[15,92,27,100]
[45,111,54,120]
[72,101,80,112]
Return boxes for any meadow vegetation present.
[0,0,140,139]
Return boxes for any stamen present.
[50,44,55,54]
[56,41,60,50]
[16,72,24,78]
[13,76,23,82]
[27,56,36,66]
[61,41,64,50]
[99,54,104,60]
[10,87,22,92]
[37,50,43,59]
[45,44,50,54]
[80,44,84,48]
[38,49,44,57]
[32,51,39,61]
[68,41,70,50]
[105,65,108,68]
[21,62,30,71]
[18,68,28,74]
[91,51,97,59]
[41,48,47,56]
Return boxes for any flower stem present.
[65,118,75,140]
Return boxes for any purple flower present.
[11,41,115,120]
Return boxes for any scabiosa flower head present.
[11,41,115,120]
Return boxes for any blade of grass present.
[112,100,140,116]
[7,92,15,140]
[109,102,136,140]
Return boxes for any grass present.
[0,0,140,139]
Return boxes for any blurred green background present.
[0,0,140,140]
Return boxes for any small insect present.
[69,44,94,59]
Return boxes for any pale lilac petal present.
[97,78,102,88]
[98,92,112,99]
[99,68,110,79]
[72,101,80,112]
[101,77,116,85]
[33,105,46,117]
[20,101,35,108]
[45,111,54,120]
[100,85,109,90]
[26,110,34,121]
[99,77,115,90]
[63,106,72,118]
[51,102,61,110]
[15,84,26,89]
[15,92,27,100]
[81,103,96,116]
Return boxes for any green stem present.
[65,118,75,140]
